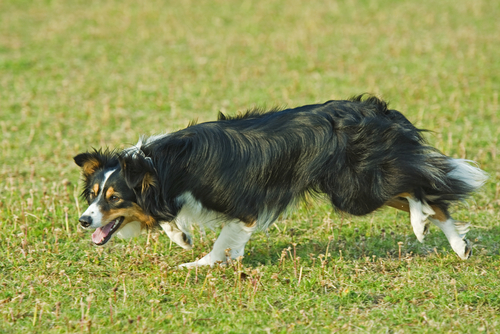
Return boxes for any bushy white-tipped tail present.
[448,159,488,191]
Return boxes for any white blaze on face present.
[81,168,117,228]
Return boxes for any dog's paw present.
[177,253,214,268]
[463,238,473,259]
[423,222,430,235]
[177,261,198,269]
[451,237,473,260]
[171,231,193,250]
[180,232,193,249]
[413,224,426,243]
[413,222,431,243]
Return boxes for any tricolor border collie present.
[74,96,487,267]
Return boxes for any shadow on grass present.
[243,224,500,267]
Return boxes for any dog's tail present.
[421,156,488,205]
[447,158,488,195]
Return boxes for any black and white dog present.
[74,96,487,267]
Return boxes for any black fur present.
[111,95,480,227]
[74,149,120,204]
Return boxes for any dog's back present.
[137,96,484,221]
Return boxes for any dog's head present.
[74,149,157,245]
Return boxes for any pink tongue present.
[91,220,116,244]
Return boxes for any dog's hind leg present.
[179,221,256,268]
[429,208,472,260]
[386,193,434,243]
[387,197,472,259]
[405,195,435,243]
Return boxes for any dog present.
[74,95,488,267]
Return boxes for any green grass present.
[1,0,499,332]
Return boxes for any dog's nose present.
[79,216,92,228]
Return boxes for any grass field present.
[1,0,499,332]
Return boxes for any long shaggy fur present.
[120,95,485,227]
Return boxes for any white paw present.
[177,252,221,268]
[178,261,202,269]
[463,239,473,259]
[413,222,431,243]
[178,257,211,269]
[413,226,426,243]
[177,233,193,250]
[451,238,473,260]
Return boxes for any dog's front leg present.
[178,221,256,268]
[160,222,193,250]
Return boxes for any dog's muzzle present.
[79,215,92,228]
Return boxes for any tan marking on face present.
[101,204,156,231]
[82,158,102,176]
[105,187,115,200]
[92,183,99,197]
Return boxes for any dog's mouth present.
[92,217,125,245]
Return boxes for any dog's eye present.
[109,195,120,202]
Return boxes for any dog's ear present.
[119,153,157,193]
[74,151,111,177]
